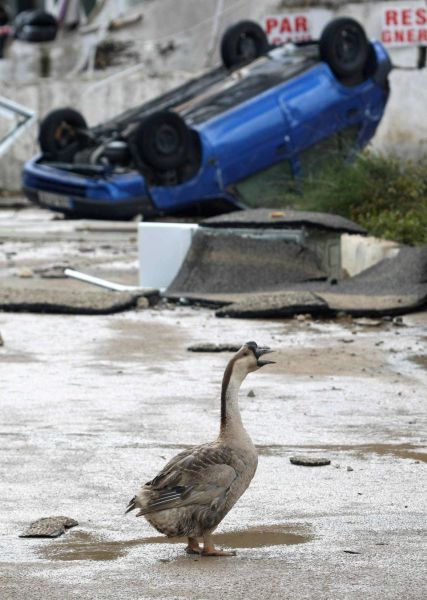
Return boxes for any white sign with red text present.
[381,2,427,46]
[263,9,333,45]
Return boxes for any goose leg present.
[186,537,201,554]
[202,533,236,557]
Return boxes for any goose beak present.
[255,346,275,367]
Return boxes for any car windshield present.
[178,50,318,124]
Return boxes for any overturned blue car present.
[23,18,391,219]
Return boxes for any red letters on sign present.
[401,9,411,26]
[280,18,292,33]
[265,18,278,35]
[385,7,427,27]
[385,10,398,26]
[416,8,427,26]
[264,15,310,37]
[295,16,308,33]
[382,6,427,45]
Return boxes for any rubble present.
[353,318,383,327]
[187,343,241,353]
[289,456,331,467]
[94,39,139,70]
[17,268,34,279]
[19,516,78,539]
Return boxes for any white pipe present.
[0,97,36,157]
[64,268,144,292]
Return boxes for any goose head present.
[232,341,275,377]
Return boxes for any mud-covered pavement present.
[0,207,426,599]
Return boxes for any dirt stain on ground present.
[94,318,184,363]
[40,525,312,562]
[269,345,385,378]
[409,354,427,370]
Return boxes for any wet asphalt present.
[0,207,426,599]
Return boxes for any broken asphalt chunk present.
[216,292,328,319]
[20,516,78,538]
[290,456,331,467]
[187,343,241,353]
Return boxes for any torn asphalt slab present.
[215,247,427,318]
[216,291,328,319]
[202,208,367,234]
[0,286,156,315]
[167,230,326,297]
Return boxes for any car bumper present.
[24,188,153,220]
[22,157,155,218]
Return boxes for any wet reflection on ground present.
[41,525,313,562]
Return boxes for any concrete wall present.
[0,68,189,191]
[0,0,426,191]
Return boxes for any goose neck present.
[220,368,245,433]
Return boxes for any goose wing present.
[127,444,237,516]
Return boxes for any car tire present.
[319,18,369,79]
[133,111,191,171]
[16,25,57,43]
[220,20,269,69]
[38,108,88,161]
[14,10,57,29]
[14,10,58,43]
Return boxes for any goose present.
[126,341,274,556]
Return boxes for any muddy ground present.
[0,206,426,599]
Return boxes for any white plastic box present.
[138,222,198,290]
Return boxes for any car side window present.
[234,159,295,208]
[235,125,360,208]
[299,125,360,177]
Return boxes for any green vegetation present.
[295,152,427,245]
[239,151,427,245]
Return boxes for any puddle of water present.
[202,525,311,549]
[40,525,312,562]
[409,355,427,370]
[0,351,39,363]
[258,443,426,463]
[96,318,184,363]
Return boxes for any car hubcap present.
[154,124,180,155]
[334,27,360,64]
[238,34,257,60]
[54,122,77,149]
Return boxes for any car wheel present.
[319,18,369,79]
[14,10,58,43]
[16,25,57,43]
[220,20,269,69]
[133,111,191,171]
[38,108,88,161]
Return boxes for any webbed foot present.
[202,547,236,557]
[185,537,201,555]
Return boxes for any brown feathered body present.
[126,342,273,540]
[129,433,257,537]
